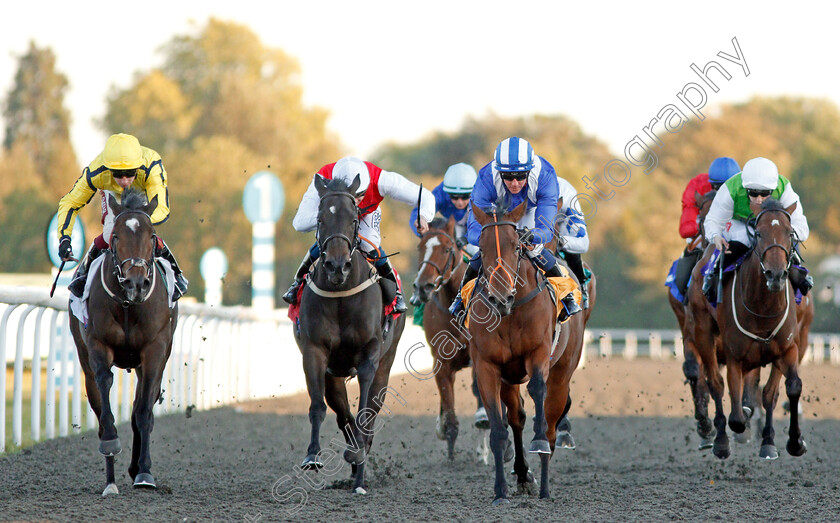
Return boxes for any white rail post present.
[599,332,612,358]
[31,308,47,443]
[649,332,662,359]
[1,304,22,453]
[811,335,825,365]
[72,341,82,433]
[830,336,840,366]
[673,332,684,360]
[59,317,71,437]
[13,305,38,446]
[624,331,637,360]
[46,311,58,439]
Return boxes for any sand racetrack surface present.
[1,358,839,521]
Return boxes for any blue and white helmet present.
[708,157,740,184]
[494,137,534,172]
[442,163,477,194]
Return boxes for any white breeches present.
[358,208,382,252]
[722,220,753,246]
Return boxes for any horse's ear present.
[314,174,329,197]
[109,193,123,215]
[471,202,489,225]
[348,174,361,196]
[446,214,456,236]
[694,191,702,208]
[785,201,798,215]
[507,199,528,223]
[557,196,564,211]
[145,195,158,217]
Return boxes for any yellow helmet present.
[102,133,143,170]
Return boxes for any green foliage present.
[0,187,53,272]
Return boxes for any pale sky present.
[2,1,838,166]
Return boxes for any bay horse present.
[69,189,178,496]
[469,199,585,504]
[412,216,476,460]
[708,199,805,460]
[294,174,406,494]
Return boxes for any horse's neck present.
[739,256,788,316]
[440,261,467,302]
[514,257,539,294]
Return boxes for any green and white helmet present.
[442,163,477,194]
[741,157,779,190]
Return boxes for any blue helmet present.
[442,163,477,194]
[708,157,740,184]
[494,137,534,172]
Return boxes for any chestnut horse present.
[294,175,406,494]
[412,216,478,460]
[70,189,178,495]
[468,200,585,504]
[707,199,806,460]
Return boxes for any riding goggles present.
[500,171,529,182]
[112,169,137,179]
[747,189,772,198]
[449,193,470,201]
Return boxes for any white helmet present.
[442,163,477,194]
[741,157,779,190]
[333,156,369,196]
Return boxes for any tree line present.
[1,19,837,330]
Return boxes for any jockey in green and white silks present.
[702,157,812,300]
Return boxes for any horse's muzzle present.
[764,269,787,292]
[486,293,514,317]
[412,281,434,304]
[323,258,352,285]
[124,275,152,303]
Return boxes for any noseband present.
[480,214,522,290]
[107,210,157,306]
[317,191,360,259]
[418,230,458,291]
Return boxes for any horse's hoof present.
[742,406,753,419]
[787,438,807,457]
[528,439,551,454]
[728,418,746,434]
[301,454,323,470]
[557,430,576,449]
[492,497,510,506]
[503,439,515,463]
[101,483,119,497]
[474,407,490,429]
[435,415,446,441]
[353,486,367,495]
[99,438,121,456]
[698,437,714,450]
[712,442,730,460]
[133,473,156,489]
[759,444,779,460]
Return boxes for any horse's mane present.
[480,194,510,217]
[428,217,449,230]
[121,188,148,211]
[701,189,717,206]
[760,198,786,212]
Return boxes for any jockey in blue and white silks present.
[555,176,591,307]
[410,163,478,257]
[449,137,581,319]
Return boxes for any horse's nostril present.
[324,260,336,272]
[342,261,352,274]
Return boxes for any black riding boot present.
[564,251,590,310]
[283,250,317,305]
[544,263,582,319]
[789,250,814,295]
[377,258,407,313]
[449,263,480,316]
[156,240,189,300]
[68,245,104,298]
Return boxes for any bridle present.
[105,210,157,307]
[749,208,795,277]
[417,230,459,292]
[480,211,522,293]
[316,191,360,259]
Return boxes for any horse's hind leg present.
[726,363,747,436]
[555,396,576,450]
[735,368,760,444]
[759,365,783,459]
[781,349,807,457]
[325,376,356,479]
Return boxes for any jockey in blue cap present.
[448,137,582,320]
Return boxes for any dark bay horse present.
[69,189,178,495]
[294,175,406,494]
[412,216,475,459]
[469,200,585,504]
[708,199,806,460]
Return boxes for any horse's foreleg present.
[501,384,532,493]
[301,346,328,470]
[726,362,747,434]
[129,367,144,481]
[704,359,729,459]
[133,353,164,489]
[473,356,508,505]
[434,364,459,459]
[760,365,783,459]
[349,350,378,494]
[89,344,119,455]
[782,347,807,457]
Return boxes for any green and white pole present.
[243,171,284,311]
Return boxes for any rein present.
[481,213,520,291]
[105,210,157,308]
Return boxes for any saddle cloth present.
[461,266,580,329]
[69,256,177,326]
